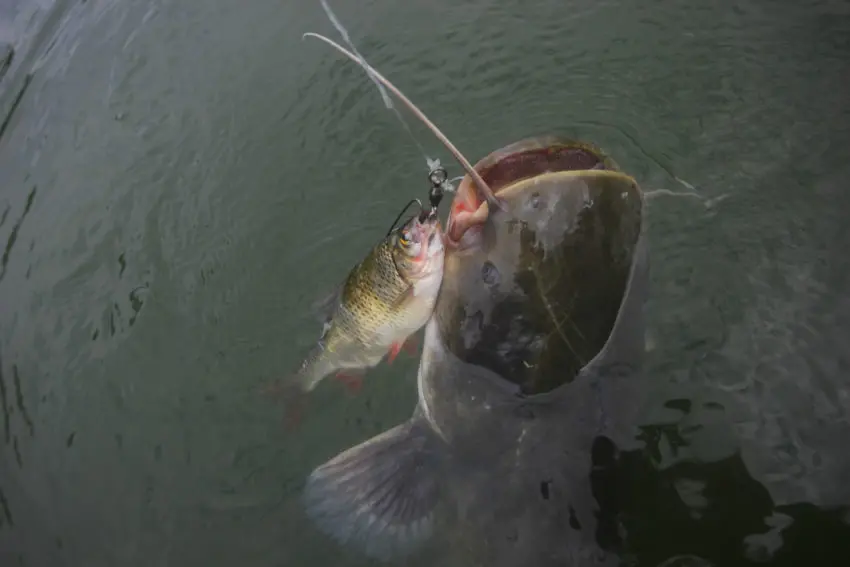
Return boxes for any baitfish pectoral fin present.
[387,335,420,364]
[334,369,366,393]
[402,334,420,355]
[389,284,415,311]
[303,417,441,561]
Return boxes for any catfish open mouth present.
[446,138,618,245]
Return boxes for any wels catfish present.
[303,137,649,565]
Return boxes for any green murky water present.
[1,0,849,565]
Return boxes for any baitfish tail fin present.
[259,375,310,431]
[304,418,441,561]
[293,340,344,394]
[262,345,342,430]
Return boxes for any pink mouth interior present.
[412,218,441,261]
[449,145,606,243]
[478,145,604,191]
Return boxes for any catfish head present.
[434,136,645,398]
[303,137,649,567]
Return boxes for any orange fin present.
[388,336,420,364]
[334,370,365,394]
[402,335,419,356]
[388,341,403,364]
[258,379,308,433]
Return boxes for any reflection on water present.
[1,347,35,467]
[595,433,850,566]
[1,0,849,565]
[0,185,36,283]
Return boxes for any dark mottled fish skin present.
[303,138,649,565]
[292,213,444,394]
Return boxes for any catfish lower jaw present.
[445,139,612,247]
[446,202,489,247]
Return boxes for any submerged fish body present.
[293,213,445,394]
[303,137,649,565]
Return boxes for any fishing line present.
[318,0,443,178]
[302,32,500,209]
[317,1,435,177]
[385,198,424,237]
[644,188,730,211]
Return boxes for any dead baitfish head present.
[302,137,649,563]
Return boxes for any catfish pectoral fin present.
[304,418,441,561]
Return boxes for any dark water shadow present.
[591,430,850,566]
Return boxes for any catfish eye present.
[481,261,500,285]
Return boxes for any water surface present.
[1,0,849,565]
